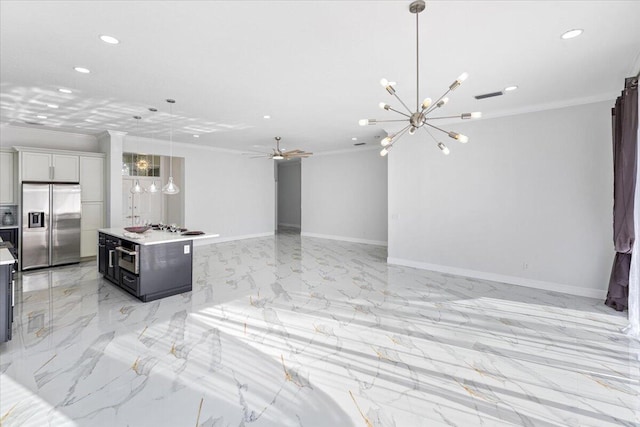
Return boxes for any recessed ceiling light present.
[193,134,199,138]
[263,115,271,119]
[47,104,59,109]
[504,85,519,92]
[37,115,47,119]
[561,29,583,40]
[99,35,120,44]
[352,137,358,141]
[58,88,72,94]
[74,67,91,74]
[148,107,158,112]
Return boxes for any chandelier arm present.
[374,119,411,123]
[424,115,462,120]
[421,126,439,143]
[388,107,411,118]
[423,121,451,135]
[395,123,412,140]
[391,92,414,115]
[424,89,453,115]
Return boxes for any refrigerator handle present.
[49,185,53,264]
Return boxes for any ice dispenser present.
[28,212,45,228]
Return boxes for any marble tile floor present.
[1,230,639,426]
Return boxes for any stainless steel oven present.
[116,243,139,275]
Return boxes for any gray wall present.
[387,101,614,297]
[302,148,388,245]
[277,161,301,228]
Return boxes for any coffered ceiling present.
[1,1,639,153]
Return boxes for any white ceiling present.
[1,1,639,153]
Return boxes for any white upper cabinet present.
[80,156,104,202]
[0,151,15,204]
[21,151,51,181]
[21,151,79,182]
[52,154,79,182]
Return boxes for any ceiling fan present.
[247,137,313,160]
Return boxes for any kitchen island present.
[98,228,219,302]
[0,237,17,342]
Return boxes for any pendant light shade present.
[162,99,180,195]
[130,115,144,194]
[130,179,143,194]
[162,176,179,194]
[147,180,159,194]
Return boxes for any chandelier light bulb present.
[422,98,432,109]
[359,119,369,126]
[436,97,449,108]
[273,155,284,160]
[381,136,392,146]
[380,147,390,157]
[409,126,417,135]
[437,142,450,155]
[457,134,469,143]
[380,78,389,87]
[449,72,469,91]
[379,102,390,110]
[462,112,482,119]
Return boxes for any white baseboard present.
[386,257,606,299]
[301,232,387,247]
[194,231,274,246]
[278,223,301,228]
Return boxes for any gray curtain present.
[606,77,639,311]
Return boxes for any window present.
[122,153,161,177]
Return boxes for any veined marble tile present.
[1,228,639,426]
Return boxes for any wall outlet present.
[522,262,529,270]
[184,245,190,254]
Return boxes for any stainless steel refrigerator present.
[22,183,81,271]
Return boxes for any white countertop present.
[0,237,17,265]
[0,225,18,229]
[99,228,220,246]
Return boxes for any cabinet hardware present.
[108,249,114,268]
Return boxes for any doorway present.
[275,159,301,233]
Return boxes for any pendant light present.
[146,107,160,194]
[359,0,481,156]
[130,115,144,194]
[162,99,180,195]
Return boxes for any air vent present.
[475,91,504,100]
[354,142,366,146]
[23,121,43,126]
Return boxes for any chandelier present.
[359,0,481,156]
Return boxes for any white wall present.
[302,148,388,245]
[388,101,614,298]
[0,125,99,151]
[277,161,301,228]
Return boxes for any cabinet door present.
[80,202,103,257]
[52,154,79,182]
[0,152,14,203]
[80,156,104,202]
[22,152,51,181]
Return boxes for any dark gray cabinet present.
[98,231,193,302]
[0,262,15,342]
